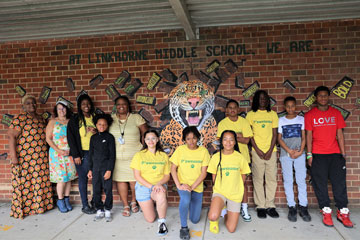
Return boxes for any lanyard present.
[118,113,129,138]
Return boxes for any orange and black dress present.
[9,112,53,219]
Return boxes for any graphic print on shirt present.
[313,117,336,127]
[282,124,302,139]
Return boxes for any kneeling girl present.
[170,126,210,240]
[130,130,170,236]
[207,130,251,233]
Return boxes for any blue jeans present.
[280,153,308,207]
[75,151,92,208]
[178,189,203,228]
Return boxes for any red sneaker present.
[337,209,354,228]
[321,207,334,227]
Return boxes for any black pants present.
[92,170,113,211]
[311,153,348,209]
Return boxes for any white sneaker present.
[94,210,105,221]
[105,210,112,222]
[241,206,252,222]
[221,207,227,218]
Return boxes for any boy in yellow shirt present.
[217,99,253,222]
[246,90,279,219]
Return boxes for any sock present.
[64,196,69,199]
[181,226,188,229]
[242,203,248,208]
[158,218,166,223]
[58,198,64,200]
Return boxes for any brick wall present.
[1,19,359,207]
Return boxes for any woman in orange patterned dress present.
[8,95,53,219]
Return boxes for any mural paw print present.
[225,172,230,176]
[191,164,195,168]
[261,124,265,128]
[152,165,157,169]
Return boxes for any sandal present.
[122,206,131,217]
[130,201,139,213]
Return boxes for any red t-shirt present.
[305,106,346,154]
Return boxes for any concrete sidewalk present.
[0,202,358,240]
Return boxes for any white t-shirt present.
[278,115,304,157]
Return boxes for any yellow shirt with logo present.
[207,151,251,202]
[79,116,95,151]
[246,110,278,152]
[130,149,170,186]
[217,117,253,163]
[170,145,210,193]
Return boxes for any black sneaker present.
[82,205,96,214]
[288,206,297,222]
[266,208,279,218]
[257,208,267,219]
[158,222,168,236]
[298,205,311,222]
[180,227,190,240]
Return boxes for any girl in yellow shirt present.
[170,126,210,240]
[207,130,251,234]
[131,130,170,236]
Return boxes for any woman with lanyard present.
[109,96,147,217]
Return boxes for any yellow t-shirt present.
[207,151,251,202]
[79,116,95,151]
[217,117,253,163]
[130,149,170,185]
[246,110,278,152]
[170,145,210,193]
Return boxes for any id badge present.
[118,136,125,145]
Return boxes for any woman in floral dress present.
[8,95,53,219]
[46,100,77,213]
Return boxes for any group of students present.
[82,86,353,239]
[8,84,353,236]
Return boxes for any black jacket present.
[89,131,116,172]
[67,113,96,159]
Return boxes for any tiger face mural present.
[160,79,217,155]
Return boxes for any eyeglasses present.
[145,137,158,141]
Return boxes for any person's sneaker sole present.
[242,215,252,222]
[323,222,334,227]
[299,214,311,222]
[337,218,353,228]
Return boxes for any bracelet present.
[306,155,312,160]
[306,152,312,155]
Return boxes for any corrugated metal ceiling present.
[0,0,359,42]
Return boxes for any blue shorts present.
[135,182,167,202]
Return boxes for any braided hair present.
[215,130,240,183]
[77,94,95,131]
